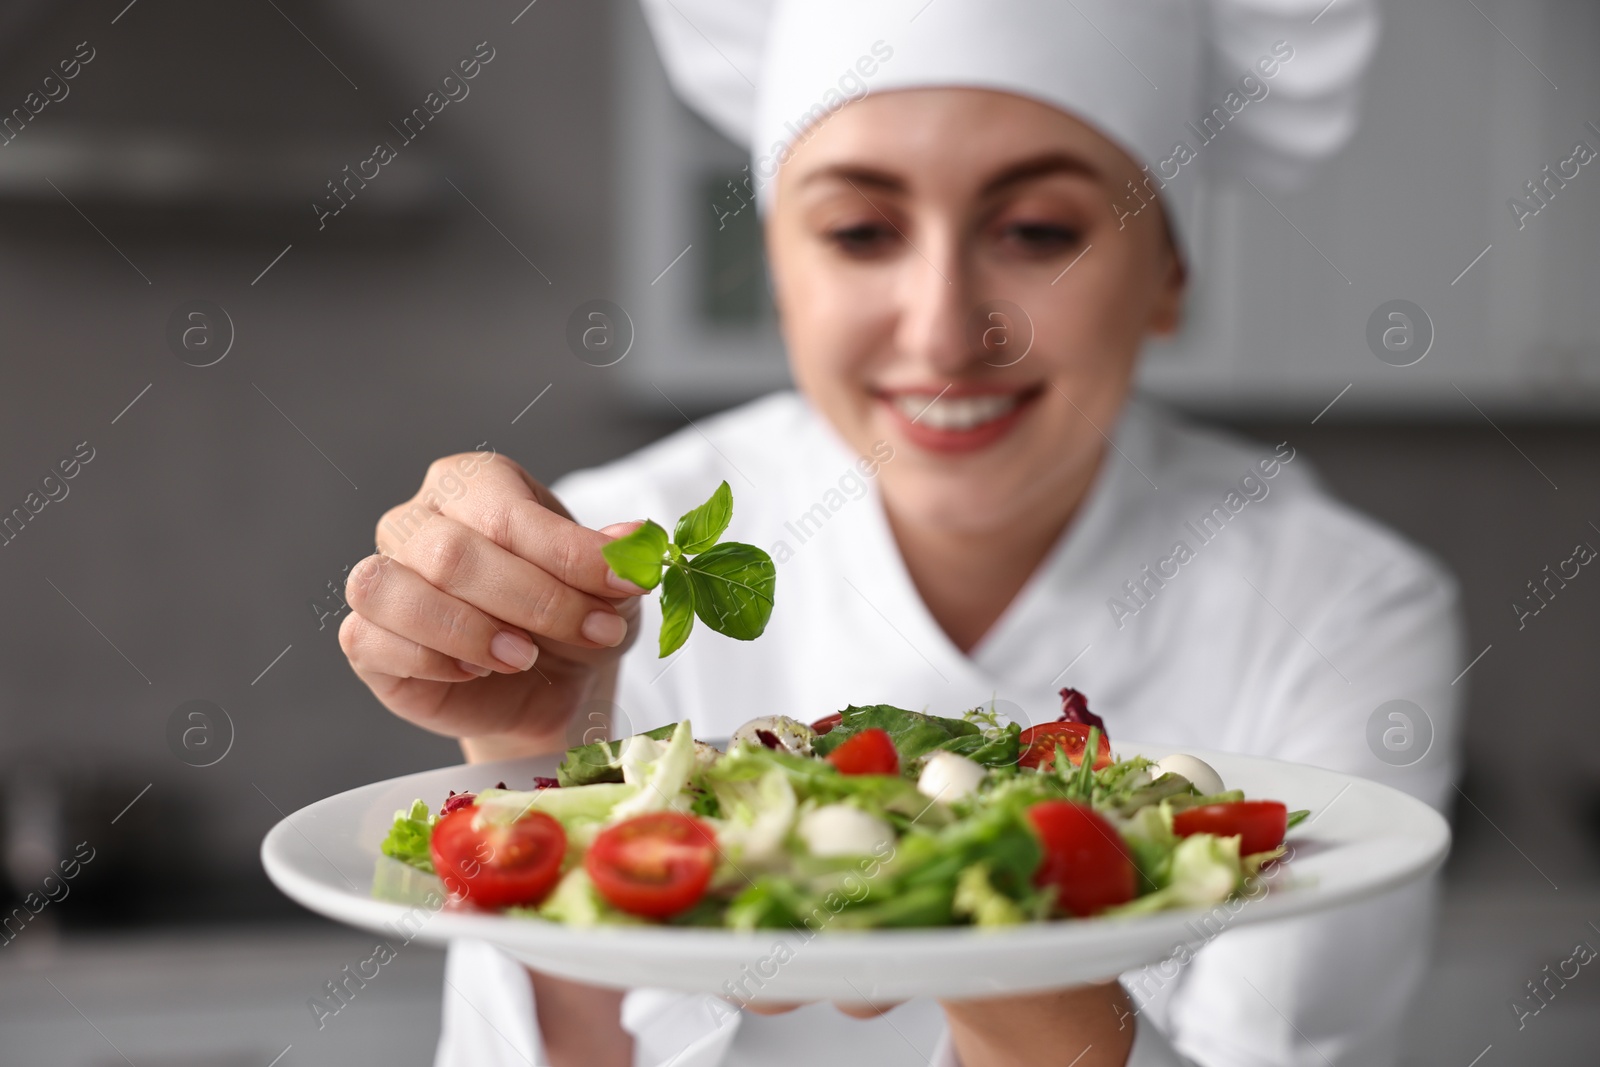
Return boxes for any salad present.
[379,689,1308,930]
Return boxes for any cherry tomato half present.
[585,812,718,919]
[826,727,900,776]
[810,712,843,736]
[1018,722,1112,772]
[430,806,567,910]
[1172,801,1288,856]
[1027,800,1138,918]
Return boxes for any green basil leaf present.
[681,541,775,641]
[600,519,670,590]
[673,480,734,555]
[658,564,695,657]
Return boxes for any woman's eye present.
[1003,222,1081,254]
[827,224,891,255]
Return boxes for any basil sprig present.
[601,481,776,657]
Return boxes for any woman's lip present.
[878,386,1042,454]
[876,384,1036,400]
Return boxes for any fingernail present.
[456,659,493,678]
[490,631,539,671]
[605,570,648,595]
[599,520,646,537]
[582,610,628,647]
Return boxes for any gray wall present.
[0,0,679,915]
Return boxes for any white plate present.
[261,741,1450,1001]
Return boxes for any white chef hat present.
[638,0,1379,265]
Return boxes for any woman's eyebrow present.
[796,152,1103,196]
[798,165,904,193]
[978,152,1103,194]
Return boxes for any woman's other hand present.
[941,981,1135,1066]
[744,981,1136,1065]
[338,450,647,761]
[742,1000,897,1020]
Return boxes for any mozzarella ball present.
[731,715,816,756]
[917,751,986,802]
[1154,753,1225,796]
[797,804,895,858]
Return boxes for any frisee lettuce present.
[379,799,436,873]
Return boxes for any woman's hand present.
[744,981,1135,1066]
[940,982,1135,1067]
[742,1000,890,1020]
[531,971,633,1067]
[338,451,648,761]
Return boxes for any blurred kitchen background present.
[0,0,1596,1063]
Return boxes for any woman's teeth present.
[892,393,1019,431]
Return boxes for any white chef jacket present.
[435,391,1464,1067]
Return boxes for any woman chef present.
[337,0,1463,1064]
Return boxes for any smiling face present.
[766,88,1184,537]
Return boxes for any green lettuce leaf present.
[953,863,1027,926]
[1243,844,1289,880]
[931,721,1023,767]
[709,766,797,865]
[1105,833,1243,917]
[810,705,980,766]
[707,741,950,829]
[608,719,700,821]
[1108,772,1197,818]
[473,782,641,828]
[556,722,678,786]
[524,868,646,927]
[1164,789,1246,814]
[379,799,436,873]
[1118,803,1180,894]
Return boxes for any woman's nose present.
[893,233,976,377]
